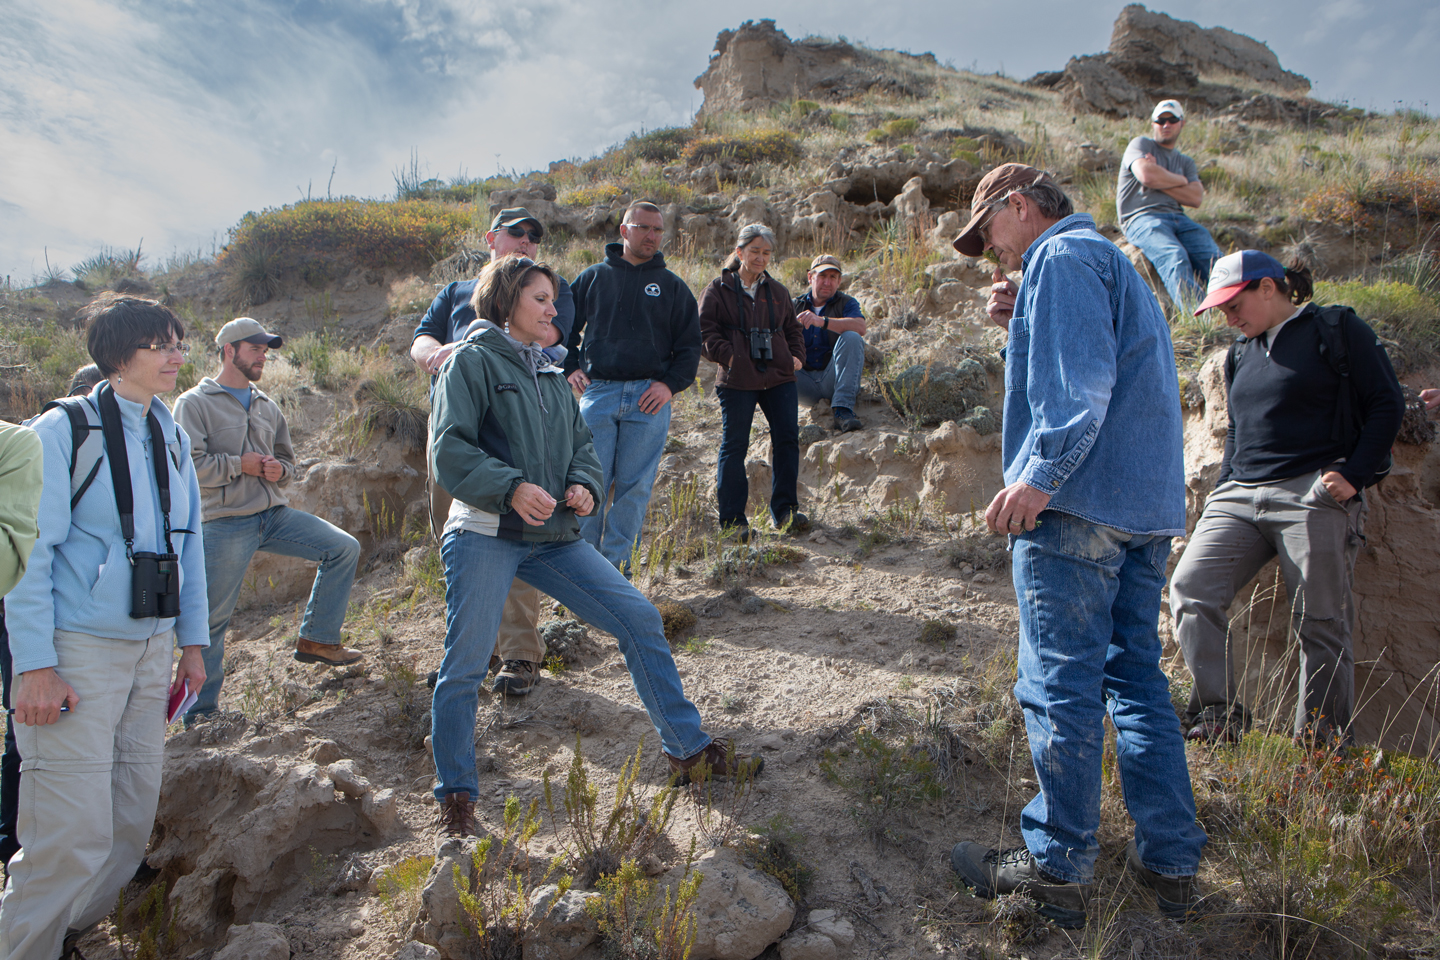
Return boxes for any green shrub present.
[736,815,814,900]
[828,112,850,132]
[560,183,625,207]
[586,857,701,960]
[355,371,430,453]
[1300,170,1440,231]
[221,199,471,282]
[625,127,696,163]
[376,854,435,931]
[792,99,821,119]
[887,117,919,138]
[820,725,943,844]
[72,245,144,291]
[682,131,800,167]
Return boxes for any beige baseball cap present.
[216,317,283,349]
[809,254,844,275]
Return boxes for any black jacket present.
[1220,303,1404,490]
[563,244,701,395]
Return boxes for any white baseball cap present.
[1151,100,1185,122]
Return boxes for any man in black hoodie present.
[565,202,701,574]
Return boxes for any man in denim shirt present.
[945,164,1206,927]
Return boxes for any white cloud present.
[2,0,1436,280]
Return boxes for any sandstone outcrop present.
[694,20,934,117]
[1030,5,1315,119]
[665,846,795,960]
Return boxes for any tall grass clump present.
[72,244,145,291]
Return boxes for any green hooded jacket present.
[430,328,602,542]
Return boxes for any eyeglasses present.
[1154,116,1182,126]
[136,341,190,358]
[622,222,664,235]
[504,224,543,243]
[977,195,1012,245]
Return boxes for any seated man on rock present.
[792,254,867,432]
[1117,99,1221,309]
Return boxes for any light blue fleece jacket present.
[8,385,208,675]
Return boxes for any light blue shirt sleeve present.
[1017,251,1116,494]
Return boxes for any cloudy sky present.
[2,0,1436,282]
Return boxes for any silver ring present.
[1009,519,1021,526]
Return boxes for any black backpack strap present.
[1313,305,1354,446]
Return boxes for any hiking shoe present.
[437,791,477,839]
[1125,839,1203,921]
[1185,706,1246,745]
[833,407,863,432]
[949,842,1090,929]
[774,511,810,534]
[667,738,764,785]
[720,520,751,543]
[491,660,539,697]
[294,638,364,666]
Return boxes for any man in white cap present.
[410,206,573,697]
[793,254,867,432]
[1116,99,1221,308]
[174,318,362,724]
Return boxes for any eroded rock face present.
[1177,351,1440,751]
[694,20,934,117]
[153,740,396,948]
[1111,4,1309,93]
[666,846,795,960]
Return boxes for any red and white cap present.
[1194,250,1286,314]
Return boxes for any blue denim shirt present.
[1003,213,1186,536]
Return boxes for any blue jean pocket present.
[1057,514,1125,564]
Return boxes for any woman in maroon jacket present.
[700,223,807,539]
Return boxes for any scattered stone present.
[664,846,795,960]
[328,854,372,895]
[780,932,837,960]
[396,943,441,960]
[807,910,856,947]
[362,787,401,837]
[327,760,371,798]
[739,595,767,615]
[528,884,602,960]
[798,424,827,446]
[213,923,291,960]
[420,838,477,959]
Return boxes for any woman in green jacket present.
[428,255,758,837]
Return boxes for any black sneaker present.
[1125,839,1203,921]
[950,842,1090,929]
[491,660,539,697]
[832,407,863,432]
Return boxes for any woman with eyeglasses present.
[699,223,808,540]
[428,254,760,839]
[1,294,208,958]
[1168,251,1404,746]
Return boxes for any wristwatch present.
[822,317,830,331]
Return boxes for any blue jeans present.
[795,331,865,412]
[1012,512,1206,883]
[1122,210,1221,307]
[191,506,360,717]
[578,380,671,573]
[715,381,799,526]
[433,531,708,798]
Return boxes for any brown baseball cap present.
[952,163,1059,256]
[489,207,543,237]
[809,254,843,275]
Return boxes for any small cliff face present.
[693,20,934,117]
[1109,3,1309,94]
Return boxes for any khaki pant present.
[1169,471,1366,741]
[429,466,545,664]
[0,629,172,960]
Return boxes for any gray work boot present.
[950,842,1090,929]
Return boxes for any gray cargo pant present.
[1169,470,1366,742]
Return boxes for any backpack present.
[1227,304,1392,485]
[25,395,183,510]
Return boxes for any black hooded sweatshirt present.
[563,243,701,395]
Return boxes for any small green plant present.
[355,371,430,453]
[919,619,957,649]
[706,541,805,584]
[545,737,679,886]
[113,879,178,960]
[376,854,436,931]
[376,653,430,749]
[657,601,698,641]
[404,545,446,599]
[73,244,145,291]
[586,854,701,960]
[679,637,712,655]
[456,796,571,960]
[820,724,944,844]
[682,131,800,167]
[735,814,815,901]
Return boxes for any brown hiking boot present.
[666,738,764,785]
[437,792,477,838]
[294,638,364,666]
[491,660,540,697]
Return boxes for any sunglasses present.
[504,224,543,243]
[1154,116,1182,126]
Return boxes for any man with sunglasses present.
[175,318,363,725]
[946,163,1205,928]
[564,201,701,575]
[1117,100,1221,309]
[411,207,574,697]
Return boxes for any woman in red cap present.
[1168,251,1404,745]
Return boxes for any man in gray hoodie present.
[174,318,362,724]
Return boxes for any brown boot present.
[666,738,764,785]
[294,638,364,666]
[437,792,477,838]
